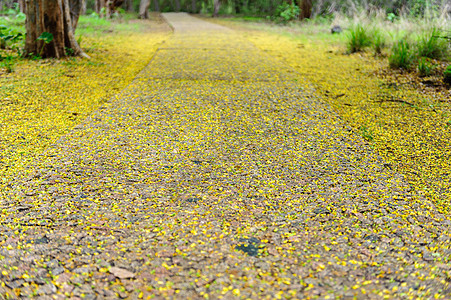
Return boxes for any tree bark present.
[234,0,241,14]
[153,0,159,12]
[213,0,220,17]
[126,0,133,12]
[24,0,88,58]
[139,0,150,18]
[19,0,26,12]
[190,0,195,13]
[69,0,82,29]
[62,0,87,56]
[174,0,180,12]
[299,0,312,19]
[95,0,105,14]
[81,0,86,14]
[105,0,112,18]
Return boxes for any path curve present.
[1,13,450,299]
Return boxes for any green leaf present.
[37,32,53,44]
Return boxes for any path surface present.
[1,13,450,299]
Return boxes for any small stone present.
[82,294,96,300]
[313,207,330,215]
[331,25,343,34]
[363,234,379,243]
[186,197,200,203]
[61,283,74,294]
[109,267,135,279]
[6,279,24,289]
[73,267,89,274]
[235,237,262,257]
[99,288,116,297]
[51,267,65,276]
[30,236,49,245]
[24,277,46,285]
[16,205,31,211]
[55,273,71,285]
[19,285,34,297]
[45,259,59,269]
[37,283,57,295]
[422,251,434,261]
[70,275,85,285]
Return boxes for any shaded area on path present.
[1,13,450,299]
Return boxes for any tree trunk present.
[234,0,241,14]
[139,0,150,18]
[213,0,220,17]
[190,0,195,13]
[299,0,312,19]
[153,0,159,12]
[126,0,133,12]
[69,0,82,29]
[105,0,112,18]
[19,0,26,12]
[174,0,180,12]
[95,0,105,14]
[24,0,88,58]
[81,0,87,14]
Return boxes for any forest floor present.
[0,12,450,299]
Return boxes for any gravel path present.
[1,13,450,299]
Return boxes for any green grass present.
[417,27,449,60]
[77,13,146,36]
[346,24,372,53]
[77,15,112,33]
[389,40,414,69]
[417,57,435,77]
[372,29,386,55]
[0,16,25,72]
[359,126,374,141]
[0,13,25,31]
[444,65,451,84]
[231,16,267,22]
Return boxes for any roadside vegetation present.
[210,6,451,215]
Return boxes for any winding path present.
[2,13,450,299]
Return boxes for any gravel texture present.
[1,13,450,299]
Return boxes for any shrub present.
[389,40,414,69]
[0,54,15,73]
[444,65,451,85]
[0,25,24,50]
[347,24,372,53]
[417,27,449,60]
[274,3,300,23]
[387,13,397,23]
[417,58,435,77]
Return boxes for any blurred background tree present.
[1,0,449,20]
[0,0,449,58]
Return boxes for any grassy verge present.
[0,13,171,192]
[211,17,451,215]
